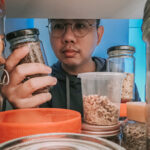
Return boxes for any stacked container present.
[78,72,125,144]
[142,0,150,149]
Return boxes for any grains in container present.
[83,94,119,126]
[122,120,146,150]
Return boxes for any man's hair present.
[96,19,100,28]
[48,19,100,28]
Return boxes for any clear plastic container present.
[78,72,125,126]
[6,28,49,94]
[107,45,135,103]
[142,0,150,149]
[0,133,126,150]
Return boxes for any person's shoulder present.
[92,56,106,71]
[51,61,62,75]
[93,56,106,63]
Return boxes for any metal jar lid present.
[6,28,39,41]
[0,133,125,150]
[107,45,135,57]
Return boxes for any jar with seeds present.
[6,28,49,94]
[107,45,135,103]
[122,120,146,150]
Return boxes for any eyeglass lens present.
[50,20,94,38]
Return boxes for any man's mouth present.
[62,49,79,58]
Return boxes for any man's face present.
[50,19,103,67]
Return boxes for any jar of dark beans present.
[6,28,49,94]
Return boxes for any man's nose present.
[62,25,76,43]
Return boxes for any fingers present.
[1,75,57,109]
[0,56,5,64]
[9,63,52,85]
[18,76,57,98]
[0,35,5,64]
[6,46,30,72]
[13,93,52,109]
[0,35,4,54]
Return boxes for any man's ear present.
[97,26,104,45]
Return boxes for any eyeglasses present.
[48,20,96,38]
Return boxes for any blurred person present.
[1,19,140,114]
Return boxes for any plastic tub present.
[0,108,81,143]
[78,72,125,126]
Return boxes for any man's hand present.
[1,46,57,108]
[0,35,6,64]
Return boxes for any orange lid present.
[120,103,127,117]
[0,108,81,143]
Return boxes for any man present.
[1,19,104,114]
[1,19,140,114]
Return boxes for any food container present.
[81,121,122,144]
[107,45,135,103]
[0,133,126,150]
[78,72,125,126]
[122,120,147,150]
[0,108,81,143]
[6,28,49,94]
[142,0,150,149]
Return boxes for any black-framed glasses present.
[48,20,96,38]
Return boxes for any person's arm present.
[1,46,57,109]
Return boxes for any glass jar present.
[6,28,49,94]
[0,0,9,111]
[0,133,126,150]
[122,120,147,150]
[107,45,135,103]
[142,0,150,149]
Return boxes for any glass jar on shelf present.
[107,45,135,103]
